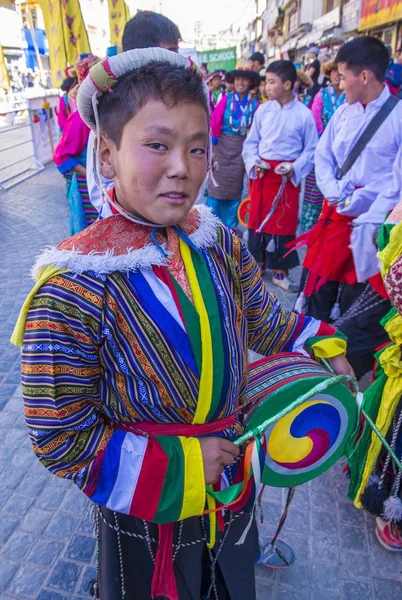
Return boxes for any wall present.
[300,0,324,26]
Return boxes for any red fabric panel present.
[248,159,300,236]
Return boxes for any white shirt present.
[87,130,114,213]
[317,85,402,282]
[242,94,318,187]
[315,85,402,221]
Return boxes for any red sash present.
[113,413,237,437]
[288,200,388,298]
[112,413,237,600]
[248,159,299,236]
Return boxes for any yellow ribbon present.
[179,238,214,425]
[10,266,67,347]
[354,343,402,508]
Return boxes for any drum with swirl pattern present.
[244,353,358,487]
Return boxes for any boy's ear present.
[97,135,116,180]
[285,80,292,92]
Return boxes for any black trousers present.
[98,507,259,600]
[299,269,391,379]
[248,230,299,271]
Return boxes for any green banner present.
[198,46,237,72]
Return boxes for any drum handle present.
[234,374,358,447]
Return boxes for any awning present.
[296,29,324,49]
[281,34,302,53]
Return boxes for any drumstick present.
[234,373,358,446]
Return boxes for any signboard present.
[197,46,237,72]
[359,0,402,31]
[343,0,361,33]
[28,95,60,166]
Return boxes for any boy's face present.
[337,62,369,104]
[265,72,291,101]
[330,68,340,86]
[211,76,222,90]
[100,100,209,226]
[234,77,250,95]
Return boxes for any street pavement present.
[0,165,401,599]
[0,123,37,189]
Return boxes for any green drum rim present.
[245,376,358,487]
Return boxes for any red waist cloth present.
[302,201,357,294]
[113,413,237,600]
[248,159,299,236]
[114,413,237,437]
[289,200,388,298]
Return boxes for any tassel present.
[294,291,306,314]
[266,238,275,253]
[235,506,255,546]
[361,484,388,516]
[382,495,402,523]
[151,523,178,600]
[330,301,342,321]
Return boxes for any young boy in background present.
[243,60,317,292]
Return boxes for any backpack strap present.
[336,94,399,181]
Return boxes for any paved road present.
[0,165,401,599]
[0,123,36,189]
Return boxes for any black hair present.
[335,36,389,82]
[266,60,297,87]
[60,76,77,92]
[96,62,209,149]
[122,11,181,52]
[250,52,265,66]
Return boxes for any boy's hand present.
[275,162,294,179]
[200,437,240,485]
[327,354,355,379]
[254,165,264,178]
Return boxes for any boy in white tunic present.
[296,36,402,378]
[242,60,317,293]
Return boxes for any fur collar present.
[32,205,220,279]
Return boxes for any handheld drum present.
[238,198,251,227]
[239,353,359,487]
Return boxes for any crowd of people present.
[9,65,53,92]
[9,8,402,600]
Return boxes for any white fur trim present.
[31,245,169,280]
[189,204,219,248]
[31,205,219,279]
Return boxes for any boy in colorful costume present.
[13,49,353,599]
[53,54,100,234]
[294,37,402,378]
[300,61,346,233]
[242,60,317,293]
[206,63,259,229]
[207,70,225,113]
[348,150,402,551]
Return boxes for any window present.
[289,10,298,32]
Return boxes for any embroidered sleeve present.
[21,274,205,523]
[232,236,347,358]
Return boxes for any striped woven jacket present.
[16,205,345,524]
